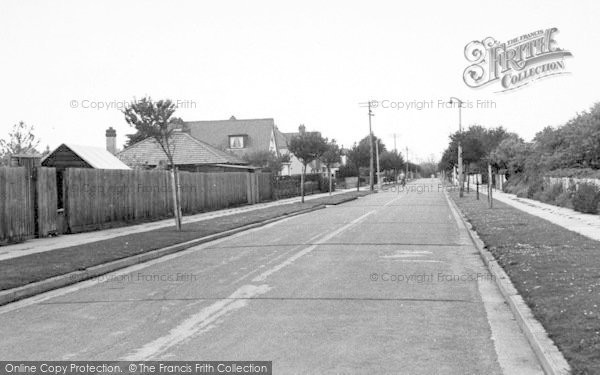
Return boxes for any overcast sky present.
[1,0,598,162]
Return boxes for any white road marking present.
[0,214,306,315]
[252,210,376,282]
[123,284,272,360]
[126,209,378,360]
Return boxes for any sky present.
[1,0,599,163]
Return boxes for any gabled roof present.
[117,131,247,167]
[183,117,276,155]
[274,128,290,150]
[42,144,131,170]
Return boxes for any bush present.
[337,165,357,178]
[539,183,564,204]
[555,191,574,208]
[572,183,600,214]
[526,177,545,199]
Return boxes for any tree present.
[243,150,286,174]
[320,139,342,195]
[0,121,42,165]
[345,143,364,191]
[288,126,328,202]
[379,150,405,181]
[122,97,183,230]
[490,135,531,177]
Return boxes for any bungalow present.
[117,129,252,172]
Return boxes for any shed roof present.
[42,144,131,170]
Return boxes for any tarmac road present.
[0,179,543,374]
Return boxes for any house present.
[41,143,131,171]
[117,129,251,172]
[182,117,323,176]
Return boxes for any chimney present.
[106,127,117,155]
[298,124,306,134]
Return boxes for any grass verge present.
[449,191,600,374]
[0,191,371,292]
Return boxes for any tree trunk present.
[328,166,332,195]
[170,167,182,230]
[488,163,493,208]
[300,164,305,203]
[175,167,183,226]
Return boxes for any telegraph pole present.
[359,100,375,191]
[368,101,374,191]
[376,139,381,190]
[405,146,409,180]
[449,97,464,198]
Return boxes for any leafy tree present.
[379,150,405,181]
[122,97,184,230]
[490,135,531,177]
[288,126,328,202]
[345,143,364,191]
[0,121,42,165]
[243,150,286,174]
[320,139,342,195]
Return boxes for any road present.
[0,179,542,374]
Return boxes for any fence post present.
[246,172,254,204]
[488,164,493,208]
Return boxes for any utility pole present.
[450,97,464,198]
[405,146,409,180]
[393,133,397,153]
[376,139,381,190]
[368,101,374,191]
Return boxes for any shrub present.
[539,183,564,204]
[526,177,545,199]
[572,183,600,214]
[555,191,574,208]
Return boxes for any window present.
[229,135,245,149]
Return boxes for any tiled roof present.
[42,144,131,170]
[183,118,276,155]
[274,128,290,150]
[117,131,246,167]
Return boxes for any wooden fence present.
[0,167,33,244]
[1,167,336,244]
[62,169,272,233]
[0,167,57,244]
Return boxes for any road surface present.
[0,179,542,374]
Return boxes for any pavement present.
[469,183,600,242]
[0,179,543,374]
[0,187,366,262]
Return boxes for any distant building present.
[183,117,324,176]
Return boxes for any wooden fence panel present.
[258,173,273,202]
[36,167,57,236]
[0,167,34,244]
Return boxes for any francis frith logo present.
[463,27,572,92]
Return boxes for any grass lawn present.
[0,191,371,292]
[449,191,600,374]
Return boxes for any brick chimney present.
[106,127,117,154]
[298,124,306,134]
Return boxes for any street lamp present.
[449,97,464,198]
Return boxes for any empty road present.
[1,179,542,374]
